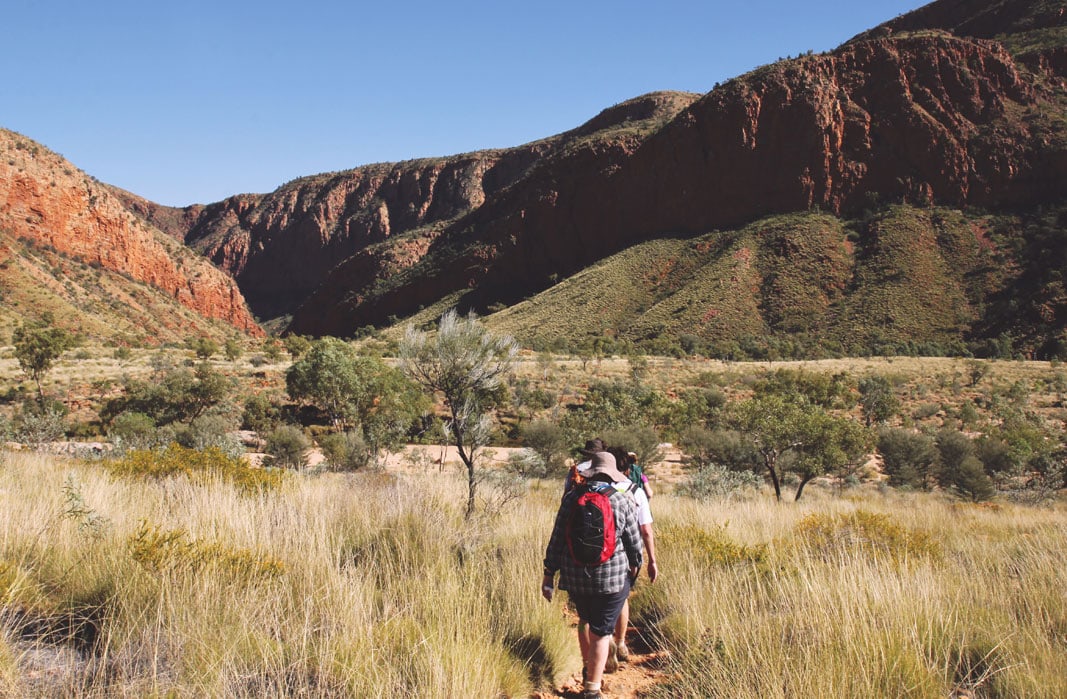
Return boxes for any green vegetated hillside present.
[486,203,1067,358]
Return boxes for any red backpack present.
[566,481,617,566]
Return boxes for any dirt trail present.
[532,618,670,699]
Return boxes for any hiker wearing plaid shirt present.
[541,452,643,699]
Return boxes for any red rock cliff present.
[0,130,262,335]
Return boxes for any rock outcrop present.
[0,129,262,336]
[286,24,1065,335]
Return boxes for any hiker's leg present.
[614,597,629,650]
[577,619,590,669]
[585,631,612,684]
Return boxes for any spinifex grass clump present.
[792,509,941,564]
[105,443,284,493]
[128,521,285,578]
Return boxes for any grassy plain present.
[0,448,1064,697]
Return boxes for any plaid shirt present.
[543,481,644,596]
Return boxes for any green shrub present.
[318,431,371,471]
[107,411,158,450]
[677,464,762,501]
[264,426,310,470]
[520,419,569,475]
[106,443,283,493]
[793,510,941,562]
[878,428,938,490]
[128,521,284,578]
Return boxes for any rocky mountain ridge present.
[0,130,262,341]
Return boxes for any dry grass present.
[0,447,1064,697]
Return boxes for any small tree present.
[13,321,74,405]
[858,375,900,426]
[400,310,517,519]
[265,425,310,469]
[283,334,311,359]
[192,337,219,361]
[286,338,425,463]
[224,337,243,362]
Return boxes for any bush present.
[106,443,283,493]
[520,419,569,475]
[241,393,282,435]
[318,431,372,471]
[601,424,664,472]
[13,406,66,445]
[877,428,937,490]
[175,414,243,459]
[677,464,762,502]
[942,455,996,502]
[108,411,158,450]
[505,448,550,478]
[265,425,310,470]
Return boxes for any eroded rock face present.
[288,30,1063,335]
[0,130,262,335]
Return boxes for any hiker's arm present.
[639,523,657,583]
[541,498,570,601]
[621,500,644,575]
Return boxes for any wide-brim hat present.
[584,451,627,483]
[579,438,606,457]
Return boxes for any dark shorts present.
[568,582,631,637]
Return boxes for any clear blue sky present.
[3,0,930,207]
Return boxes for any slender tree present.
[400,310,517,519]
[13,320,74,405]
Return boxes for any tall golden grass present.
[1,449,1065,697]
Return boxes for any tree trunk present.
[762,450,782,502]
[794,474,814,501]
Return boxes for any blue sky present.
[3,0,929,207]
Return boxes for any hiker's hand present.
[647,560,659,583]
[541,575,554,601]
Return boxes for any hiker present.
[542,451,643,699]
[563,437,605,496]
[608,448,658,668]
[626,450,654,499]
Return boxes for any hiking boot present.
[604,638,619,673]
[616,643,630,662]
[581,691,603,699]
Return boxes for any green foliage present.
[223,337,242,362]
[262,338,284,362]
[601,424,664,472]
[241,393,282,434]
[560,379,669,446]
[658,522,768,569]
[400,310,517,519]
[286,338,426,458]
[318,430,371,471]
[264,425,311,470]
[107,411,158,451]
[878,428,938,490]
[13,319,75,402]
[754,369,854,409]
[729,393,870,501]
[191,337,218,360]
[101,362,231,428]
[283,334,311,359]
[935,429,995,501]
[676,463,763,501]
[859,375,901,426]
[520,419,569,475]
[793,510,941,563]
[678,426,760,472]
[128,521,284,578]
[12,403,67,445]
[106,443,283,493]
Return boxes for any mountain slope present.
[0,129,262,342]
[287,18,1064,339]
